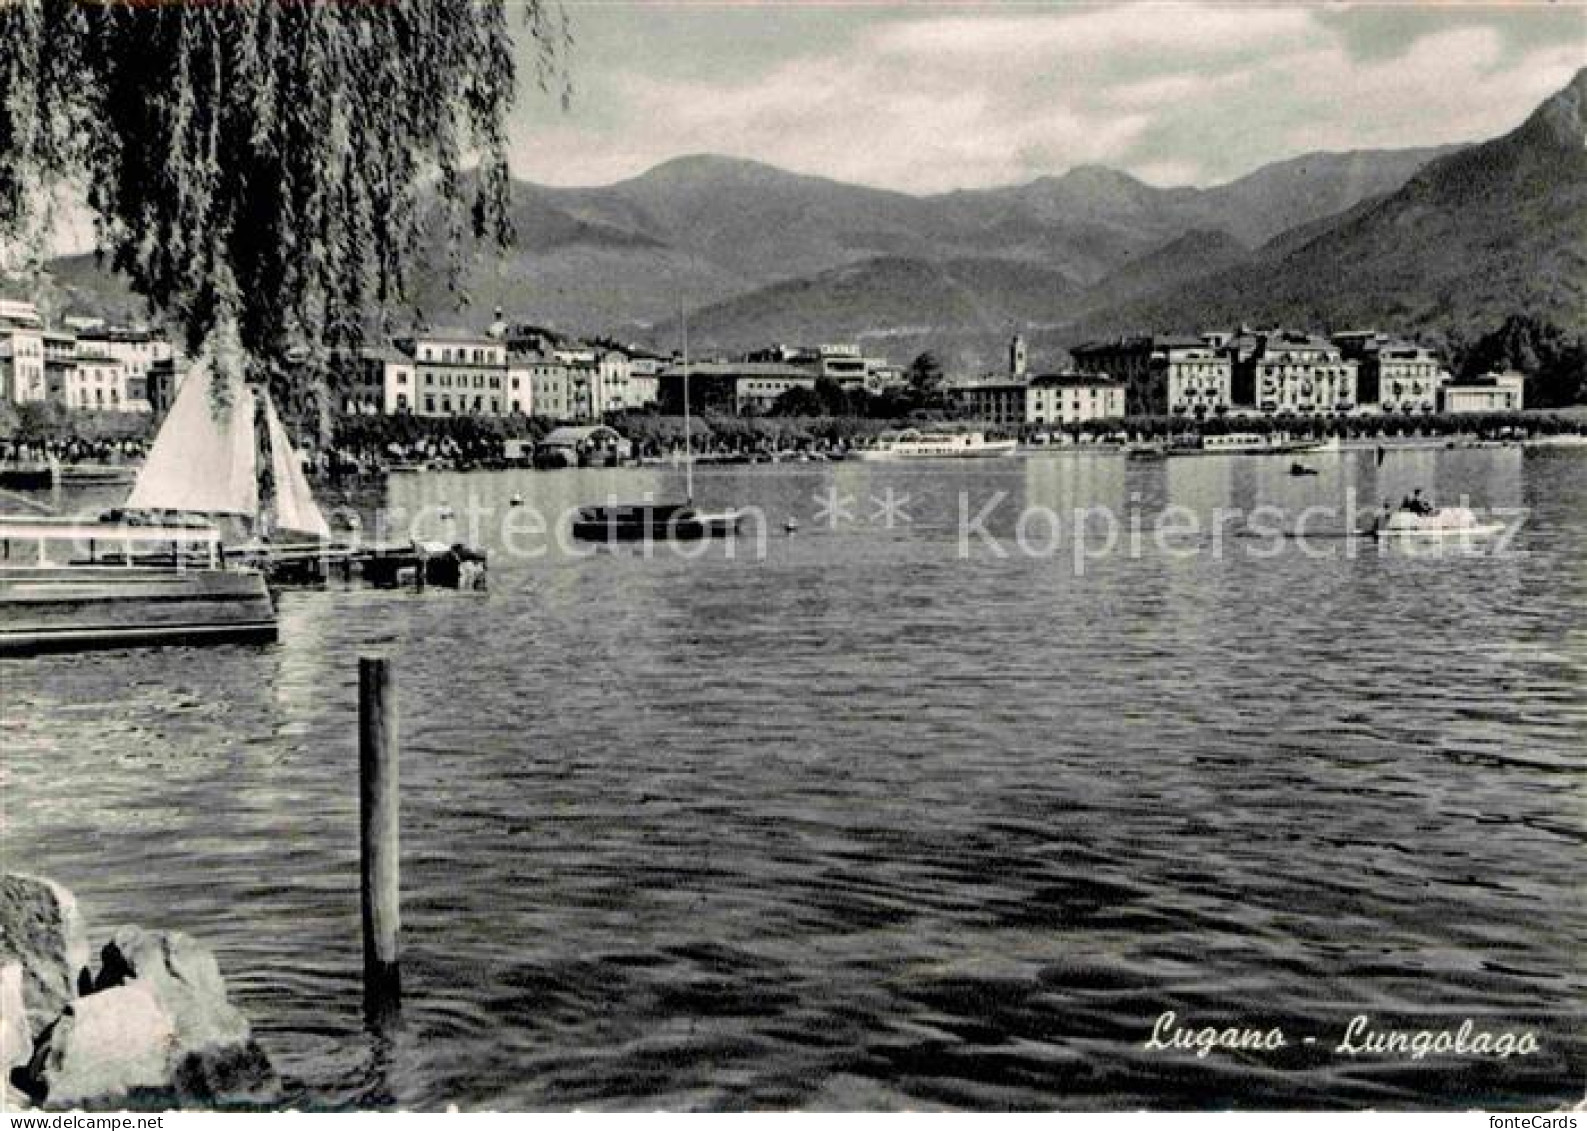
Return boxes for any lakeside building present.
[1072,334,1232,416]
[354,336,900,419]
[595,348,641,413]
[352,347,416,415]
[351,326,661,423]
[528,355,574,420]
[3,301,172,413]
[1232,331,1359,415]
[744,342,893,389]
[1440,371,1525,413]
[1072,328,1365,416]
[42,330,80,407]
[0,300,46,404]
[50,346,130,411]
[394,328,510,416]
[657,362,817,415]
[1070,336,1157,415]
[812,344,872,387]
[1334,332,1447,414]
[1155,340,1233,418]
[75,327,171,410]
[1025,373,1126,425]
[945,377,1028,427]
[943,354,1125,426]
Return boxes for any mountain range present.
[41,69,1586,371]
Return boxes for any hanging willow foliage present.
[1,0,569,383]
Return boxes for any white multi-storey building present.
[50,350,130,411]
[1235,331,1359,415]
[1153,343,1233,417]
[1333,333,1446,414]
[392,329,510,417]
[1,300,46,404]
[1025,374,1126,425]
[76,327,171,410]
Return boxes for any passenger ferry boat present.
[851,430,1018,461]
[0,517,276,655]
[1180,431,1296,455]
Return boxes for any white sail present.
[262,395,330,541]
[125,358,259,519]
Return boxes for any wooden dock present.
[226,541,488,591]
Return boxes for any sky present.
[505,0,1587,192]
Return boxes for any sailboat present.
[120,357,331,547]
[571,306,745,543]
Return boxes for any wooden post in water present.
[359,655,401,1029]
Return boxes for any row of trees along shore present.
[330,407,1587,464]
[5,395,1586,468]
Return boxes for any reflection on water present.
[2,448,1583,1110]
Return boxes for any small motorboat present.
[572,503,745,543]
[1289,462,1319,477]
[1369,503,1503,539]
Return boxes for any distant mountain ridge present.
[409,140,1458,353]
[40,123,1485,364]
[1066,66,1587,343]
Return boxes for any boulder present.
[94,927,279,1105]
[94,927,248,1049]
[0,876,90,1035]
[1,963,29,1076]
[24,983,175,1107]
[171,1039,280,1107]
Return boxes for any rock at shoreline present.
[1,877,278,1110]
[1,963,29,1075]
[170,1039,280,1107]
[93,926,280,1106]
[25,983,176,1107]
[95,926,249,1049]
[0,876,91,1035]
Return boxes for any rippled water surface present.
[4,448,1583,1110]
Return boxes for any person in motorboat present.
[1400,489,1435,516]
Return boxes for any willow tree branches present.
[1,0,569,375]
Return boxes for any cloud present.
[870,6,1315,66]
[508,4,1586,192]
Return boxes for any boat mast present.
[681,296,694,505]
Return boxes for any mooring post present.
[359,655,401,1029]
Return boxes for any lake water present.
[3,447,1583,1110]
